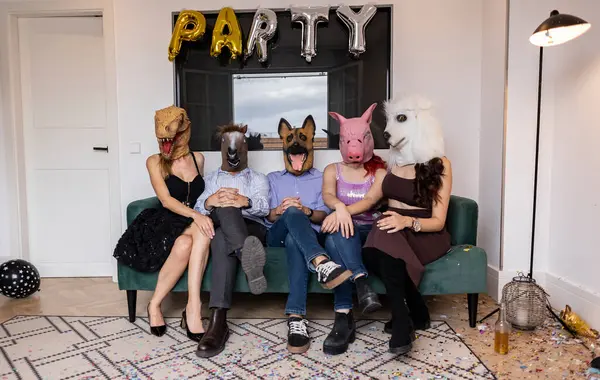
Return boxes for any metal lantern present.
[501,274,549,330]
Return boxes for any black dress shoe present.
[323,310,356,355]
[180,309,204,342]
[147,304,166,337]
[196,308,230,358]
[355,277,382,314]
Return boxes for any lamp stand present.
[529,46,543,279]
[479,46,545,324]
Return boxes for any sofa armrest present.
[446,195,478,246]
[126,197,161,226]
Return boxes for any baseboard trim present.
[487,266,523,301]
[545,273,600,330]
[487,265,499,301]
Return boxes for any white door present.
[18,16,113,277]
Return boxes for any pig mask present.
[328,103,377,164]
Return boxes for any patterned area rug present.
[0,316,495,379]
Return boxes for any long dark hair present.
[414,157,445,208]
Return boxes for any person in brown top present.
[362,95,452,355]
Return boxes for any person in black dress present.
[114,106,214,342]
[363,96,452,355]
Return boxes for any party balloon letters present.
[168,4,377,63]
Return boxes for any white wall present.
[478,0,507,277]
[502,0,600,327]
[112,0,484,215]
[0,84,9,259]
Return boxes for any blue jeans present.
[324,223,371,281]
[267,208,353,315]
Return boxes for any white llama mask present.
[383,95,445,166]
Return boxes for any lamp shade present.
[530,10,591,47]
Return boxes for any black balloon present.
[0,259,40,299]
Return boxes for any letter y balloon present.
[336,4,377,57]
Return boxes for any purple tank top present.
[335,163,377,225]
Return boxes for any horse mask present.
[383,95,445,166]
[154,105,191,160]
[329,103,377,164]
[217,124,248,172]
[278,115,315,176]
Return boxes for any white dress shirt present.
[195,167,270,225]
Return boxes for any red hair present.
[363,154,387,177]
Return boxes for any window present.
[233,72,328,150]
[174,6,391,151]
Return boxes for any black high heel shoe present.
[147,304,167,337]
[181,309,205,342]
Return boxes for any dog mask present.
[155,105,191,161]
[383,95,445,166]
[217,124,249,172]
[329,103,377,164]
[278,115,315,175]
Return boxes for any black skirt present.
[113,207,194,272]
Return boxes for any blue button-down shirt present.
[266,168,330,231]
[195,167,270,226]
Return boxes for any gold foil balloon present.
[560,305,599,339]
[168,10,206,61]
[210,7,243,60]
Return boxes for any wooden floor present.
[0,278,593,379]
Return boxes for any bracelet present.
[306,208,314,218]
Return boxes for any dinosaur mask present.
[278,115,315,176]
[329,103,377,164]
[218,124,248,172]
[383,95,445,166]
[155,105,191,161]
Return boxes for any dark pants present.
[362,247,428,337]
[209,207,266,309]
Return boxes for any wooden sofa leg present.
[467,293,478,328]
[127,290,137,323]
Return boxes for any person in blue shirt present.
[265,116,354,356]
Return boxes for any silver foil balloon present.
[336,4,377,57]
[290,6,329,63]
[245,8,278,63]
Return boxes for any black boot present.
[355,277,382,314]
[389,314,414,355]
[384,314,431,334]
[323,310,356,355]
[196,308,230,358]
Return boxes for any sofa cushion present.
[117,245,487,296]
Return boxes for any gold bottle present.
[494,302,510,355]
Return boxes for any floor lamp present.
[479,10,591,324]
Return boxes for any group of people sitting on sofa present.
[113,95,453,359]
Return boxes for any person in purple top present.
[266,116,352,355]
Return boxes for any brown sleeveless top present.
[363,171,450,286]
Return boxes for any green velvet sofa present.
[118,195,487,327]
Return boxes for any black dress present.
[113,154,205,272]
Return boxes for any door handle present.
[93,146,109,152]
